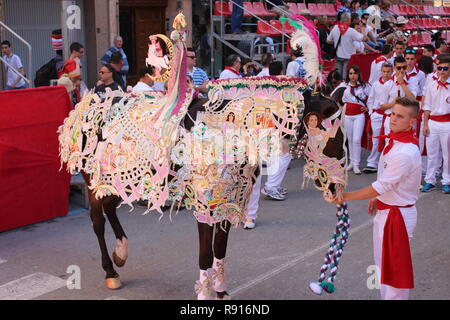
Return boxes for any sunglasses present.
[396,66,407,70]
[405,49,416,54]
[187,56,196,59]
[437,66,450,71]
[99,71,112,74]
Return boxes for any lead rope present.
[309,202,350,295]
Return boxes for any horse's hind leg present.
[103,196,128,268]
[212,221,231,299]
[196,221,214,299]
[82,173,121,289]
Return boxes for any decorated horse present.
[58,14,347,299]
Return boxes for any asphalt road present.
[1,153,449,300]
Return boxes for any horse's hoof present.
[105,277,122,290]
[112,250,126,268]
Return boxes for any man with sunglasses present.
[405,47,426,102]
[421,54,450,194]
[186,47,209,95]
[379,57,418,149]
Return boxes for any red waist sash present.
[378,113,391,152]
[345,103,365,116]
[376,200,415,289]
[373,109,385,115]
[429,113,450,122]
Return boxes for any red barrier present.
[348,52,381,82]
[0,86,72,232]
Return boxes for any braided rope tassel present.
[309,203,350,295]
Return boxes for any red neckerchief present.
[378,77,387,85]
[224,66,241,76]
[437,77,450,90]
[376,200,415,289]
[377,128,419,155]
[406,66,418,80]
[375,56,387,64]
[336,22,349,35]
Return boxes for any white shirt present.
[132,81,154,92]
[3,54,26,87]
[367,78,391,113]
[286,57,307,77]
[372,140,421,206]
[153,81,166,91]
[423,76,450,116]
[368,55,389,85]
[327,25,364,60]
[423,72,438,94]
[342,82,371,106]
[384,75,419,114]
[406,66,426,97]
[219,69,241,79]
[353,40,365,53]
[257,67,270,77]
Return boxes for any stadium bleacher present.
[212,1,450,78]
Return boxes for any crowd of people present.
[2,0,449,228]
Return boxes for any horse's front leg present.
[103,196,128,268]
[82,172,121,289]
[196,221,214,300]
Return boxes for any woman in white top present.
[342,65,371,174]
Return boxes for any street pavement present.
[1,152,450,300]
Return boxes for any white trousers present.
[345,114,365,167]
[373,206,417,300]
[418,114,427,174]
[264,152,292,192]
[246,173,262,221]
[424,120,450,185]
[366,113,383,168]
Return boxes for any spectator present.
[219,54,242,79]
[317,16,334,59]
[390,16,410,45]
[366,0,382,29]
[269,61,284,76]
[368,44,393,84]
[435,38,448,55]
[186,47,209,94]
[327,12,363,78]
[1,40,27,90]
[109,52,126,90]
[352,23,378,54]
[350,0,360,14]
[51,29,64,74]
[132,67,155,92]
[390,40,405,63]
[94,64,120,98]
[337,0,352,21]
[286,45,307,78]
[423,44,435,57]
[418,55,434,76]
[361,13,381,49]
[257,53,274,76]
[328,69,344,92]
[58,42,84,79]
[231,0,244,34]
[358,0,369,16]
[351,12,360,25]
[101,36,129,84]
[380,0,395,24]
[242,59,259,76]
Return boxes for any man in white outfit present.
[219,54,242,79]
[368,44,393,85]
[335,97,421,300]
[421,53,450,194]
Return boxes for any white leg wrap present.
[195,269,213,300]
[212,257,227,293]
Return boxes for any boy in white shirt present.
[421,54,450,194]
[364,62,393,173]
